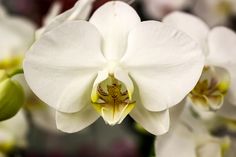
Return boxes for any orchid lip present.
[91,74,135,125]
[189,66,230,111]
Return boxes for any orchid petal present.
[163,12,209,55]
[43,1,62,26]
[89,1,141,60]
[130,107,169,135]
[0,18,35,59]
[56,105,99,133]
[208,27,236,105]
[155,123,196,157]
[130,85,170,135]
[24,21,106,113]
[121,21,204,111]
[41,0,95,35]
[28,103,59,133]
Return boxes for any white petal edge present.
[130,107,169,135]
[155,123,196,157]
[89,1,141,60]
[24,21,106,113]
[56,104,99,133]
[130,86,170,135]
[163,11,209,56]
[29,104,60,133]
[207,27,236,105]
[40,0,95,36]
[121,21,204,111]
[43,1,62,26]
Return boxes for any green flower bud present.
[0,70,24,121]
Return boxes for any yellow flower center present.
[0,55,23,73]
[189,66,230,111]
[216,1,232,16]
[92,74,135,125]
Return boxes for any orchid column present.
[23,1,204,135]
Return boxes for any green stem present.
[9,68,24,77]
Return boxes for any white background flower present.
[163,12,236,117]
[24,1,204,135]
[0,6,35,61]
[194,0,236,27]
[142,0,193,19]
[155,107,229,157]
[0,110,28,149]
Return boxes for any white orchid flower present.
[194,0,236,27]
[0,110,28,153]
[0,5,35,71]
[164,12,236,112]
[24,1,204,135]
[142,0,193,19]
[155,106,230,157]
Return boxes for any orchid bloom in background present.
[194,0,236,27]
[0,110,28,157]
[155,107,230,157]
[24,1,204,135]
[142,0,193,19]
[0,4,35,120]
[0,5,35,72]
[163,12,236,116]
[37,0,96,38]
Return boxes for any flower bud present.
[0,70,24,121]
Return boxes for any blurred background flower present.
[194,0,236,27]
